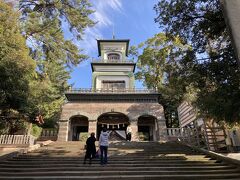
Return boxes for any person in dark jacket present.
[83,132,96,164]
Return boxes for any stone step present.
[0,165,236,172]
[2,159,220,165]
[0,162,228,168]
[35,142,195,149]
[26,152,202,156]
[19,153,207,157]
[12,155,212,160]
[0,169,239,176]
[1,174,240,180]
[13,157,210,161]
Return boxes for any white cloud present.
[4,0,19,7]
[79,0,124,56]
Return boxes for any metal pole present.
[221,0,240,67]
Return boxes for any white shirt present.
[99,131,110,146]
[127,126,132,134]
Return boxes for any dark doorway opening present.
[70,115,88,141]
[138,126,150,141]
[72,126,88,141]
[138,115,156,141]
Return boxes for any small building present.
[57,39,167,142]
[178,101,240,152]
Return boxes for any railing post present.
[187,129,191,144]
[193,120,200,147]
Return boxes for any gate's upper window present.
[102,81,125,90]
[107,53,120,61]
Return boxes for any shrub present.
[30,124,42,138]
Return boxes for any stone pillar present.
[88,120,97,135]
[153,122,157,141]
[157,117,168,142]
[130,120,139,141]
[57,119,69,142]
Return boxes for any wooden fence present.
[0,135,35,146]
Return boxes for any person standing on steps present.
[83,132,96,164]
[99,127,110,165]
[126,125,132,141]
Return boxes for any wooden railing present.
[0,135,35,146]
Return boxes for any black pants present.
[127,133,131,141]
[100,146,108,164]
[84,149,95,163]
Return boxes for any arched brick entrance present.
[138,115,157,141]
[69,115,88,141]
[97,112,129,140]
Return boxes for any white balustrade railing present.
[166,128,203,147]
[0,135,35,146]
[167,128,182,137]
[41,129,58,137]
[92,59,135,64]
[166,128,195,137]
[66,88,158,94]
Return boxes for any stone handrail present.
[40,129,58,137]
[66,88,158,94]
[166,128,204,148]
[167,128,183,137]
[0,135,35,146]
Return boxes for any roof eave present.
[97,39,130,57]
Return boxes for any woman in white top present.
[99,127,110,165]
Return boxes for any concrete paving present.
[220,153,240,161]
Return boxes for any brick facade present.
[57,102,167,142]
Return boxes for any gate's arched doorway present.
[97,112,129,141]
[69,115,88,141]
[138,115,157,141]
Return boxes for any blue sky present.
[69,0,160,88]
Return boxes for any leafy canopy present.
[0,0,36,133]
[154,0,240,124]
[135,33,191,127]
[18,0,95,126]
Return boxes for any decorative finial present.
[112,25,115,39]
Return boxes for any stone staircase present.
[0,141,239,179]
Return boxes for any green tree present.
[18,0,95,126]
[135,33,191,127]
[154,0,240,124]
[0,1,35,133]
[154,0,228,53]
